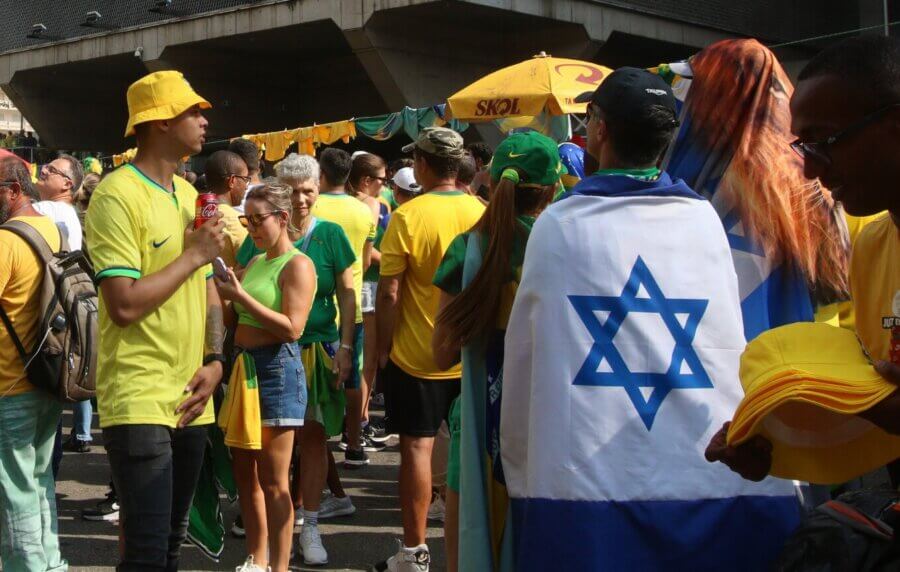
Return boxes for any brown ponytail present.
[437,170,555,346]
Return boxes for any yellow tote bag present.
[218,352,262,450]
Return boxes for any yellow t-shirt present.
[380,190,485,379]
[219,203,248,269]
[85,164,213,428]
[816,211,888,330]
[850,213,899,363]
[0,215,61,397]
[312,193,376,323]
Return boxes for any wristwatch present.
[339,343,353,351]
[203,353,227,367]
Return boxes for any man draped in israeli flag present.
[501,68,800,571]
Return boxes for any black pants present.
[104,424,208,572]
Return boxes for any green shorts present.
[447,396,462,493]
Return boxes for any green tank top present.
[235,250,301,329]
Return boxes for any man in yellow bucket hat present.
[707,36,900,485]
[84,70,226,570]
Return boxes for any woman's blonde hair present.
[247,182,297,232]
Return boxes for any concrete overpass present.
[0,0,848,151]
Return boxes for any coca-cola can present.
[195,193,218,229]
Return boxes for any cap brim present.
[573,91,594,104]
[401,142,416,154]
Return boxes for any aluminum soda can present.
[195,193,218,228]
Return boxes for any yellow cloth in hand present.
[218,352,262,450]
[728,322,900,484]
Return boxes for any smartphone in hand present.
[213,257,230,282]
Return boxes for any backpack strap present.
[0,219,64,366]
[0,304,28,363]
[0,219,61,264]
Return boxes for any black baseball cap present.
[575,66,678,123]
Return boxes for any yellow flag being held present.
[218,352,262,450]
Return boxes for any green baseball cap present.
[490,131,566,187]
[402,127,465,159]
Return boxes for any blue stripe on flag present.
[510,495,800,571]
[740,263,814,342]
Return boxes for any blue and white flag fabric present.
[501,173,801,571]
[654,40,850,341]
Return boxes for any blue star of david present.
[568,256,712,430]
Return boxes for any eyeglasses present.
[43,164,72,182]
[790,103,900,165]
[238,211,283,228]
[229,174,251,184]
[369,175,388,184]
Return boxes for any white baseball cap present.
[392,167,421,194]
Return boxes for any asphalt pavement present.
[50,407,446,572]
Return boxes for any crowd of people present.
[0,33,898,572]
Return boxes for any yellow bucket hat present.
[727,322,900,484]
[124,71,211,138]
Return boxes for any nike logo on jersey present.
[152,236,171,248]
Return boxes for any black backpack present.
[776,489,900,571]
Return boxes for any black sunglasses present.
[238,210,283,228]
[791,103,900,165]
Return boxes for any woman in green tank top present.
[214,183,316,572]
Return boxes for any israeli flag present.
[501,175,800,571]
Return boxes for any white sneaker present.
[298,525,328,566]
[318,494,356,519]
[426,494,445,522]
[373,540,430,572]
[294,509,304,527]
[235,555,269,572]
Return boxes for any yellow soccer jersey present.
[850,213,899,363]
[313,192,376,323]
[380,190,485,379]
[86,164,213,428]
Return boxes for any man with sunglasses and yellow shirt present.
[707,36,900,486]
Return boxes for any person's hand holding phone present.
[213,263,244,303]
[213,257,230,282]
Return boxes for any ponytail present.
[437,169,555,346]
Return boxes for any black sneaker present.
[364,421,390,443]
[231,515,246,538]
[81,494,119,522]
[63,437,92,453]
[344,447,370,468]
[361,434,386,452]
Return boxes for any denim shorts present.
[243,343,307,427]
